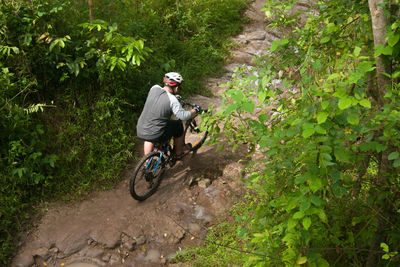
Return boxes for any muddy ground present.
[12,0,278,266]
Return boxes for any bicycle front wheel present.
[129,151,165,201]
[184,116,208,153]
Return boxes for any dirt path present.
[12,1,270,266]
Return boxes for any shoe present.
[176,143,192,160]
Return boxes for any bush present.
[0,0,250,264]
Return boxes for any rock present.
[109,254,120,265]
[144,249,161,263]
[188,223,201,233]
[49,247,59,254]
[173,206,185,215]
[85,247,104,258]
[11,252,35,267]
[176,229,185,242]
[33,247,49,260]
[90,229,121,249]
[232,51,253,64]
[135,235,146,246]
[198,179,211,188]
[121,235,136,251]
[65,240,87,257]
[246,31,266,40]
[102,253,111,262]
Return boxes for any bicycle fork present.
[145,152,163,175]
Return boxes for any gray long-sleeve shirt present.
[137,85,191,140]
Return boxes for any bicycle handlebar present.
[176,95,208,114]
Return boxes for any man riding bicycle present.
[136,72,200,159]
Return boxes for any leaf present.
[242,101,255,114]
[354,46,361,57]
[270,40,280,52]
[317,112,328,124]
[295,174,308,184]
[320,36,330,44]
[394,159,400,168]
[293,211,305,219]
[388,33,400,47]
[11,47,20,54]
[261,75,271,89]
[286,197,299,211]
[347,112,359,125]
[309,177,322,192]
[388,151,399,160]
[49,41,57,52]
[291,118,302,126]
[359,99,371,108]
[258,90,267,102]
[310,195,323,207]
[298,256,308,265]
[287,218,297,231]
[321,101,329,110]
[381,243,389,253]
[302,217,311,230]
[302,128,315,138]
[300,199,311,212]
[315,125,327,134]
[318,209,328,223]
[327,73,340,80]
[374,45,393,57]
[303,123,314,129]
[224,103,238,114]
[59,40,65,48]
[358,61,375,73]
[334,147,351,162]
[338,98,352,110]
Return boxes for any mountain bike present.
[129,98,208,201]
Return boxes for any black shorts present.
[142,120,184,144]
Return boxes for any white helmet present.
[164,72,183,87]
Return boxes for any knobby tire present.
[184,116,208,153]
[129,151,165,201]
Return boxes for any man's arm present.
[168,93,192,120]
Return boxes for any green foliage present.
[201,0,400,265]
[55,97,135,191]
[0,0,249,264]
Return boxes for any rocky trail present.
[12,1,272,266]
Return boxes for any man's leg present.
[174,133,191,157]
[174,134,185,155]
[167,120,190,157]
[144,141,154,155]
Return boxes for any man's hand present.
[193,105,202,114]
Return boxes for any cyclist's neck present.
[164,85,177,95]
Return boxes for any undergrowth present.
[0,0,250,264]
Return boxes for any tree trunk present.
[88,0,94,22]
[366,2,393,266]
[368,0,391,105]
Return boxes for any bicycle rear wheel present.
[129,151,165,201]
[184,116,208,153]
